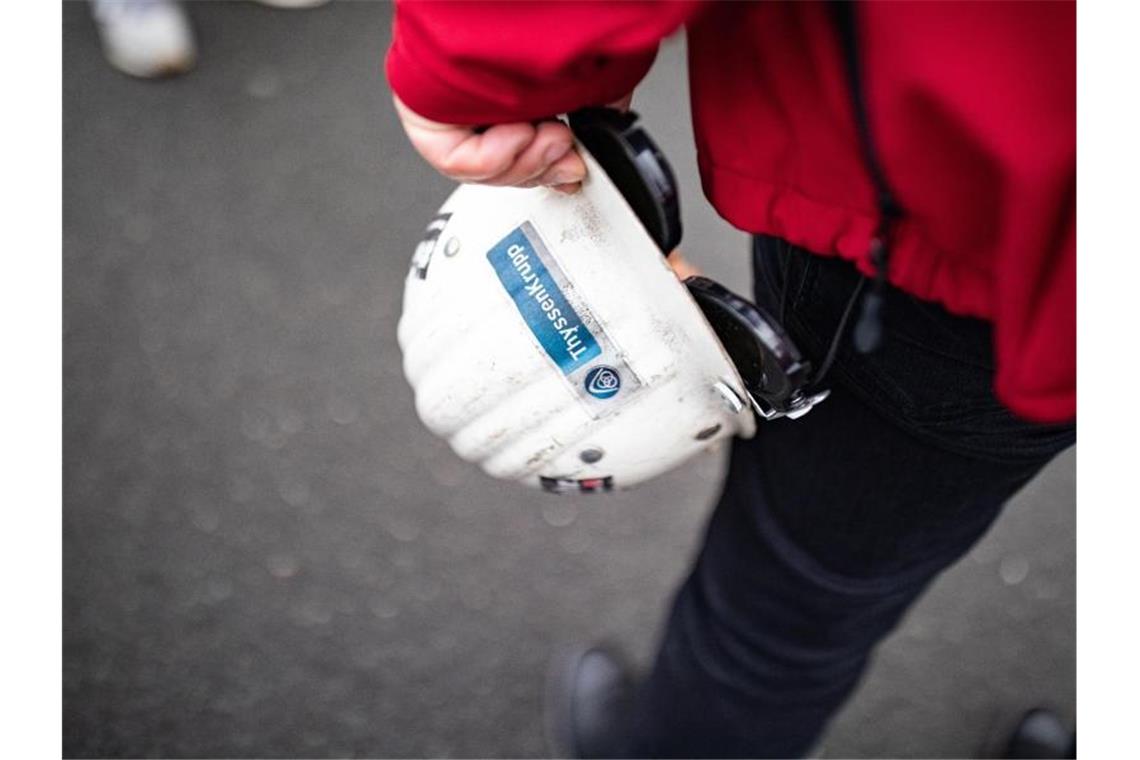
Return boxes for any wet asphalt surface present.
[63,3,1075,757]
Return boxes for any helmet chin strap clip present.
[569,108,828,422]
[756,388,831,422]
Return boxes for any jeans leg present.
[621,237,1073,758]
[624,401,1016,757]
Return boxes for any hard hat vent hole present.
[579,448,605,464]
[695,424,721,441]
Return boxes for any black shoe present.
[1001,708,1075,759]
[545,644,636,759]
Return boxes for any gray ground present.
[62,2,1075,758]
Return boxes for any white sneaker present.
[91,0,197,79]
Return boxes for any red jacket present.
[386,1,1075,423]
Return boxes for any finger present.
[438,123,539,181]
[409,122,537,181]
[481,120,576,187]
[394,93,542,182]
[666,250,702,280]
[550,182,582,195]
[533,149,588,188]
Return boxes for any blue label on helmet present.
[584,366,621,399]
[486,224,602,375]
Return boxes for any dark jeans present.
[623,237,1075,758]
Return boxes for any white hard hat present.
[398,111,814,492]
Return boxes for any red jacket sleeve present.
[386,0,701,125]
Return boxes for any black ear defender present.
[568,108,830,421]
[683,276,831,420]
[568,108,682,254]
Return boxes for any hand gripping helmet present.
[398,110,825,492]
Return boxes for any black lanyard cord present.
[812,276,867,389]
[830,1,904,355]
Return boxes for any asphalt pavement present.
[63,2,1075,757]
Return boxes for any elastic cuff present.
[386,39,656,125]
